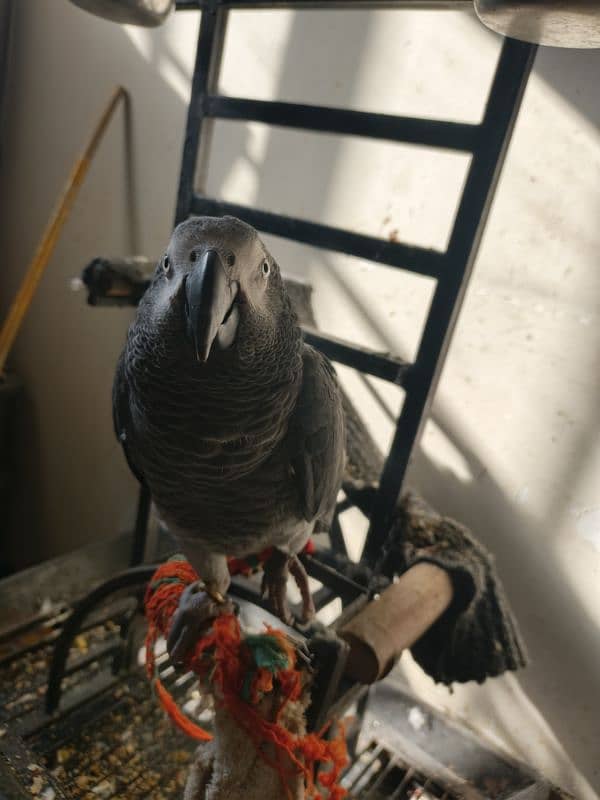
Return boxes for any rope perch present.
[144,556,348,800]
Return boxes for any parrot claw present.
[261,551,315,626]
[167,580,233,664]
[289,555,315,622]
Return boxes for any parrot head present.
[143,215,291,364]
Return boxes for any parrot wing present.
[112,352,145,486]
[288,345,345,525]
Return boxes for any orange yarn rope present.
[144,557,348,800]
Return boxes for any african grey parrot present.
[113,216,345,657]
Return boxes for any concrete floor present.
[0,3,599,797]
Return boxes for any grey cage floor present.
[0,534,554,800]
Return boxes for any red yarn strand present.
[144,558,348,799]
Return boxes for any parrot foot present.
[261,550,315,625]
[167,580,233,664]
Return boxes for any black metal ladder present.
[134,0,536,568]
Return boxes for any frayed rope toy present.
[144,554,348,800]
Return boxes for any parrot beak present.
[184,250,239,362]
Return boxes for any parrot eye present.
[226,253,236,267]
[162,255,171,275]
[262,261,270,276]
[190,251,197,263]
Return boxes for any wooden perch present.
[340,563,454,684]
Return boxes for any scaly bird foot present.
[167,581,233,664]
[261,550,315,625]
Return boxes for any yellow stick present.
[0,86,128,376]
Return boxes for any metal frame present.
[133,2,536,569]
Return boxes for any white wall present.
[1,2,599,796]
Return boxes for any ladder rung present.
[302,326,409,385]
[204,95,479,153]
[191,195,444,278]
